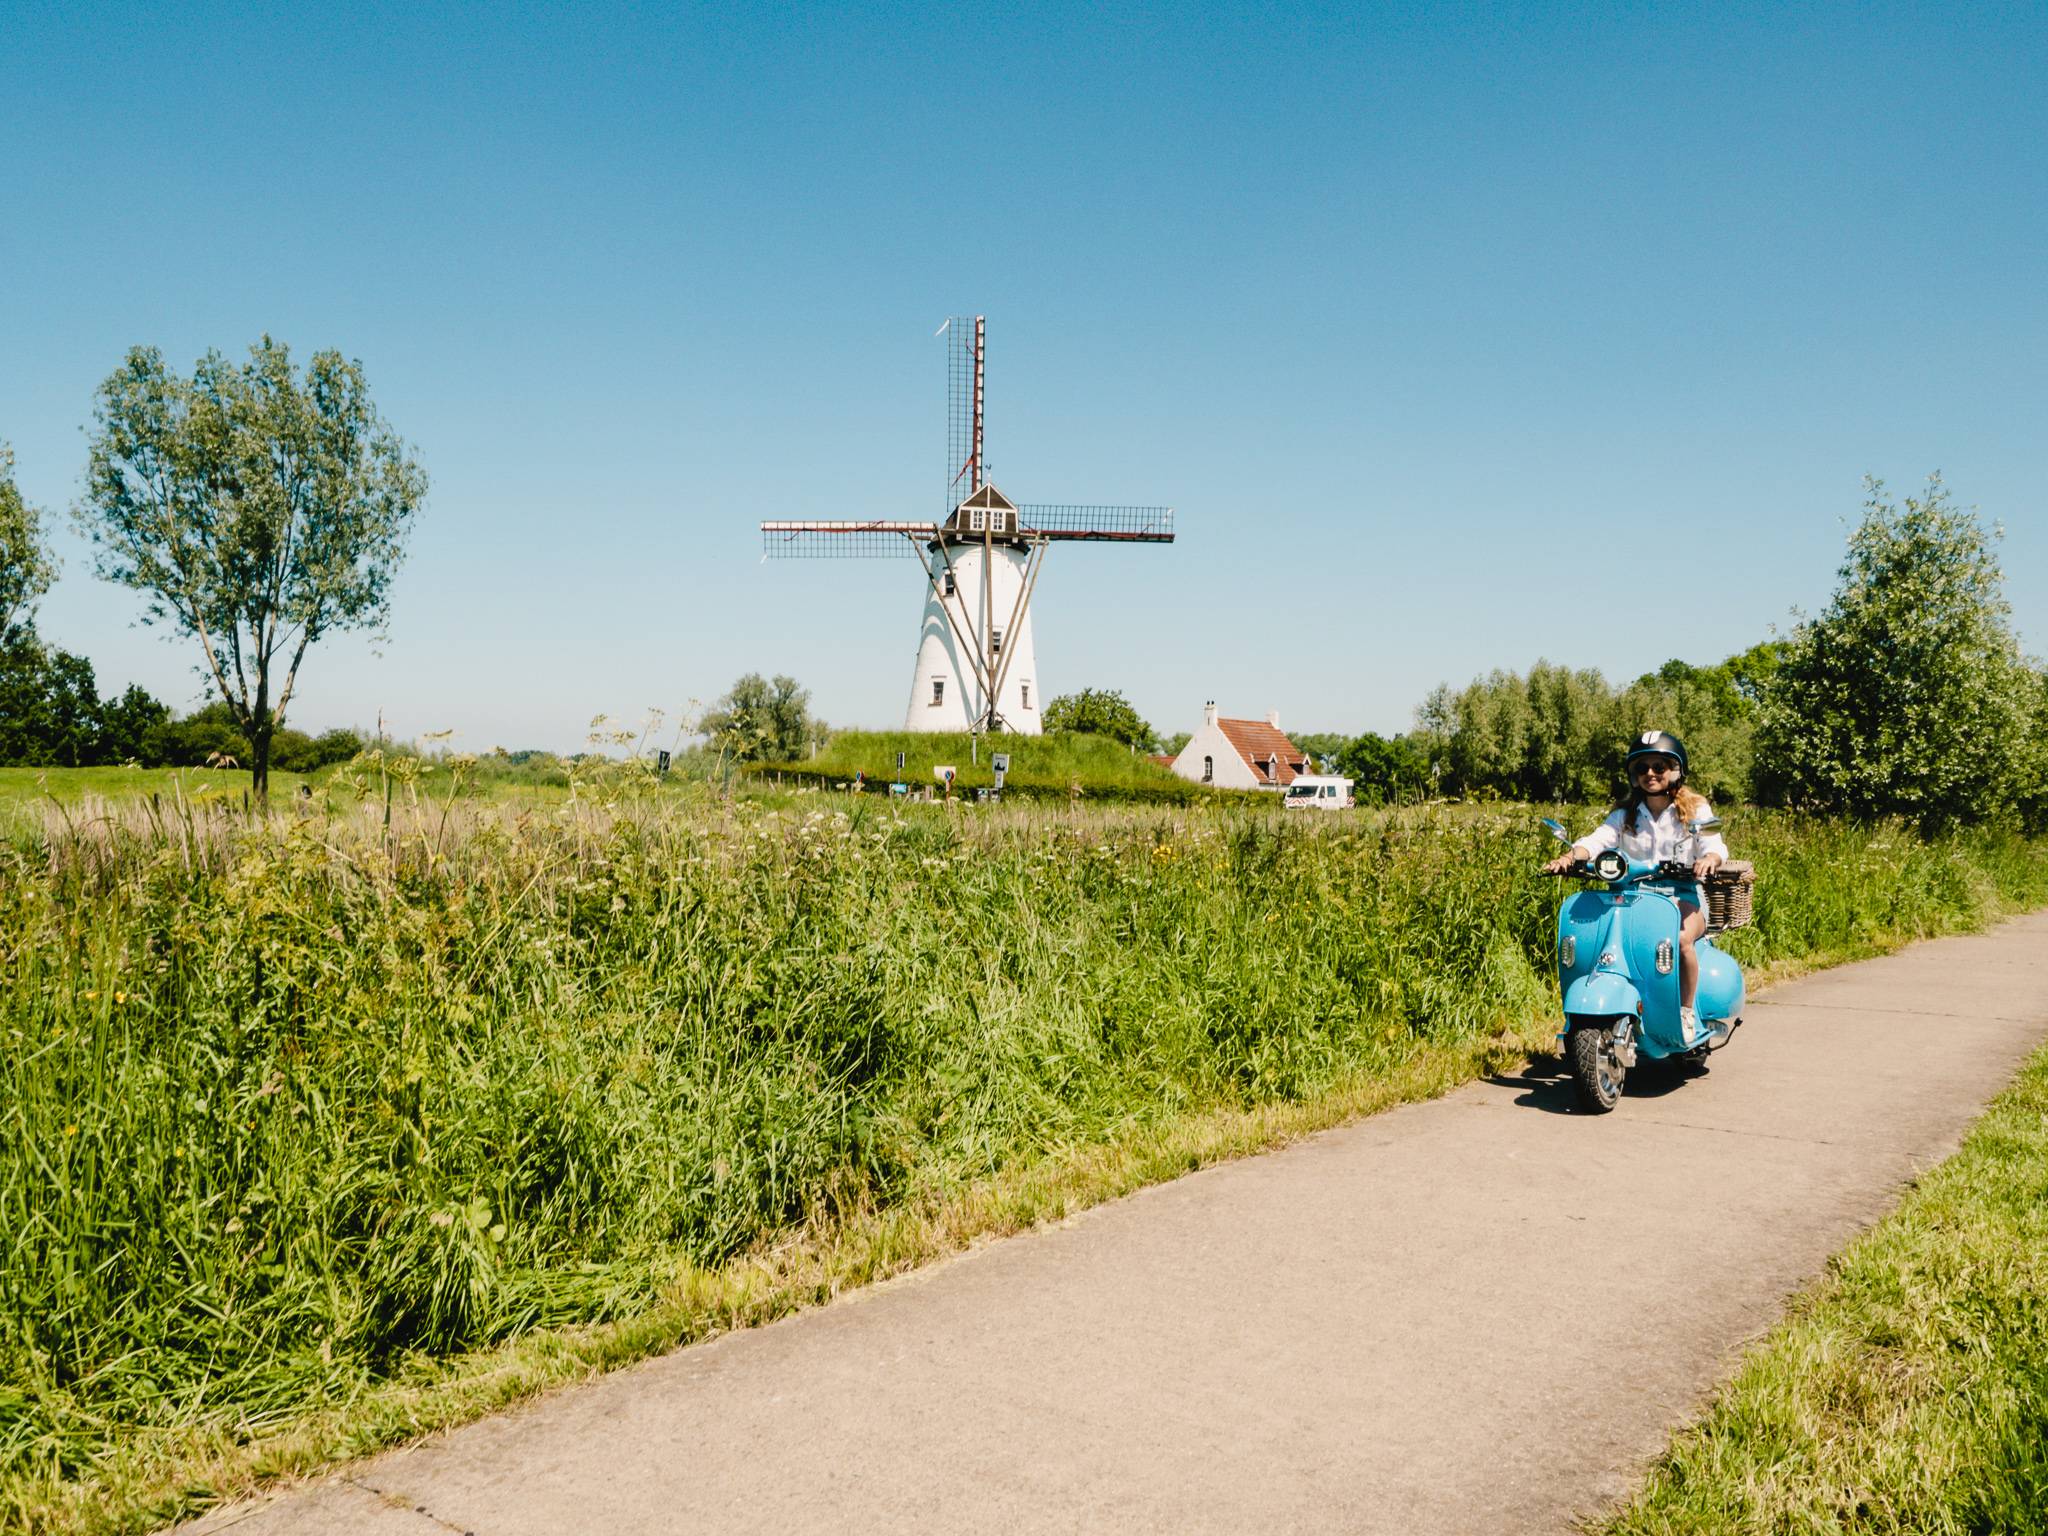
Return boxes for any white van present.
[1283,774,1354,810]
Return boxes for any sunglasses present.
[1633,759,1678,777]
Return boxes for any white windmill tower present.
[761,316,1174,734]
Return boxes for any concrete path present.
[180,912,2048,1536]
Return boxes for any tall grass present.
[1,791,2043,1531]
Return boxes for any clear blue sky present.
[4,1,2042,752]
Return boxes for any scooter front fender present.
[1562,971,1641,1028]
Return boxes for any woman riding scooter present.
[1542,731,1727,1044]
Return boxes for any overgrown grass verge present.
[1592,1032,2048,1536]
[3,794,2043,1533]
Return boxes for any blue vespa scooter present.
[1541,817,1746,1113]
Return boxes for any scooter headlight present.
[1592,849,1627,882]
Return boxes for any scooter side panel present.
[1696,939,1745,1024]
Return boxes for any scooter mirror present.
[1540,818,1571,845]
[1688,815,1723,834]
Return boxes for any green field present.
[3,778,2045,1533]
[0,766,320,813]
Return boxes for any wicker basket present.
[1704,861,1755,932]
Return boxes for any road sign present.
[656,750,671,775]
[991,753,1010,774]
[896,751,906,771]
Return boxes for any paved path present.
[181,912,2048,1536]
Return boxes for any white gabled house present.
[1169,702,1312,791]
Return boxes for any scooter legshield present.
[1561,971,1641,1027]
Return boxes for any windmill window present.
[1202,755,1214,783]
[931,678,945,707]
[942,570,956,597]
[1021,682,1031,709]
[991,627,1003,657]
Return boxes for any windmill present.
[760,316,1174,734]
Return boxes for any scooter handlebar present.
[1542,859,1698,883]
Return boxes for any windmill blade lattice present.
[760,521,943,559]
[1016,505,1174,542]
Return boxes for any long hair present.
[1619,781,1707,834]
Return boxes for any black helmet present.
[1625,730,1688,776]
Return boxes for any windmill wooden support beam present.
[758,317,1174,735]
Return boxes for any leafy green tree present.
[96,684,172,764]
[1041,688,1154,750]
[0,443,56,647]
[702,673,819,762]
[1426,649,1767,805]
[272,726,367,773]
[140,699,249,767]
[1755,476,2031,828]
[77,337,426,800]
[1722,639,1790,711]
[1435,661,1611,801]
[2014,664,2048,834]
[1335,731,1432,805]
[0,638,102,766]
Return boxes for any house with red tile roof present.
[1168,702,1312,791]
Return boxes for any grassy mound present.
[750,729,1224,803]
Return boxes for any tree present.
[1424,650,1767,805]
[77,338,426,799]
[1754,476,2031,828]
[2015,664,2048,834]
[0,638,102,766]
[96,684,173,765]
[1335,731,1431,805]
[1041,688,1154,750]
[701,673,818,762]
[0,443,55,647]
[1434,661,1611,801]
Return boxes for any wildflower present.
[430,1210,455,1228]
[64,1124,79,1137]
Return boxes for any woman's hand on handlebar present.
[1693,853,1724,881]
[1542,851,1582,875]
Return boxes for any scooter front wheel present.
[1568,1023,1626,1113]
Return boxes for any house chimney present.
[1204,700,1218,727]
[1267,709,1281,730]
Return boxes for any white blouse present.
[1572,799,1729,867]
